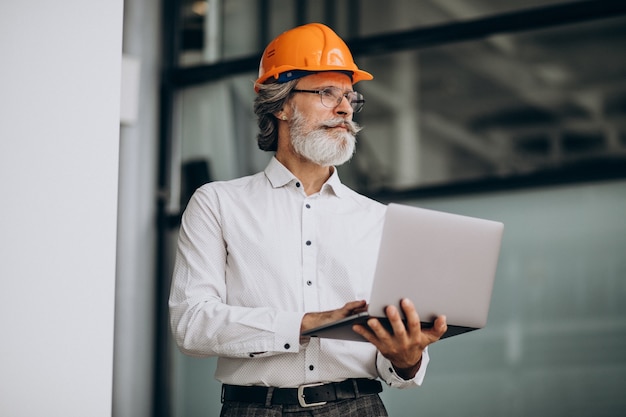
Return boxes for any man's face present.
[286,72,362,167]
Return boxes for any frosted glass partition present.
[170,179,626,417]
[381,179,626,417]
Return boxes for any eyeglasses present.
[292,86,365,113]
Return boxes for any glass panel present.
[178,0,581,66]
[180,0,263,65]
[175,13,626,194]
[338,15,626,192]
[168,6,626,417]
[175,71,269,209]
[179,0,317,66]
[380,180,626,417]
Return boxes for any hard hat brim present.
[255,66,373,91]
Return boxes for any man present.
[169,23,447,416]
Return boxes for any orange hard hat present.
[255,23,373,91]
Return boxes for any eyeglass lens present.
[321,87,364,113]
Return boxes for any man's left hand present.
[352,298,447,379]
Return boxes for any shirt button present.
[305,203,311,209]
[306,240,311,246]
[295,182,301,188]
[306,280,312,286]
[309,365,315,371]
[284,343,291,350]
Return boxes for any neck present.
[275,152,333,195]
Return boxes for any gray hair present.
[253,79,299,151]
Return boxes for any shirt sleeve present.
[168,187,304,358]
[376,346,430,388]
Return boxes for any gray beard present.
[289,110,361,167]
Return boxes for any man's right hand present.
[300,300,367,333]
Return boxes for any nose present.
[334,94,353,117]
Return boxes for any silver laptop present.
[301,203,504,341]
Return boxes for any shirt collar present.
[264,157,345,198]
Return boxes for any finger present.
[364,317,394,341]
[384,305,409,339]
[400,298,421,335]
[434,315,448,337]
[352,323,377,342]
[343,300,367,312]
[421,315,447,341]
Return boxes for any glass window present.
[337,15,626,193]
[164,3,626,417]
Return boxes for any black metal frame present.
[153,0,179,415]
[153,1,626,416]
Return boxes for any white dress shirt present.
[169,157,430,388]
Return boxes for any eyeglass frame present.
[291,86,365,113]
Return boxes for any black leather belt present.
[222,378,383,408]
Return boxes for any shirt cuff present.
[377,347,430,388]
[272,310,305,354]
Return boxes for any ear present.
[274,110,288,121]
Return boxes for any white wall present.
[0,2,123,416]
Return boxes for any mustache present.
[319,118,362,136]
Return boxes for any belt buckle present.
[297,382,327,407]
